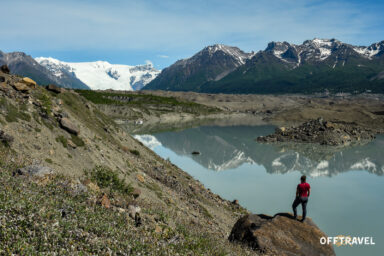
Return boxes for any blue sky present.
[1,0,383,69]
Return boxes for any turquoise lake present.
[133,125,384,256]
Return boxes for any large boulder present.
[21,77,37,88]
[60,118,80,135]
[229,213,335,256]
[46,84,62,94]
[13,82,31,93]
[1,64,10,74]
[14,165,54,178]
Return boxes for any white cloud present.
[0,0,383,55]
[157,55,169,58]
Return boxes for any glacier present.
[35,57,160,91]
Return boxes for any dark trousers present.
[292,196,308,220]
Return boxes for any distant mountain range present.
[143,39,384,94]
[0,50,160,90]
[3,38,384,93]
[36,57,160,91]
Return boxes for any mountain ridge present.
[144,44,254,91]
[0,51,90,89]
[143,38,384,94]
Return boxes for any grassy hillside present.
[0,71,254,255]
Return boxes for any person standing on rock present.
[292,175,310,222]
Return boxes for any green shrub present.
[56,135,67,147]
[45,158,53,164]
[86,166,133,195]
[130,149,140,156]
[70,134,85,147]
[3,100,31,123]
[36,92,52,116]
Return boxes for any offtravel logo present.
[320,235,375,246]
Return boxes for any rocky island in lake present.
[257,118,376,146]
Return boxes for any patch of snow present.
[353,45,381,59]
[272,158,283,167]
[318,48,331,60]
[312,38,333,47]
[316,160,329,169]
[350,158,377,172]
[309,169,329,178]
[207,150,255,171]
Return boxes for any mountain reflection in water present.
[134,125,384,177]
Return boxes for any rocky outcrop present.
[257,118,375,146]
[59,117,80,135]
[229,213,335,256]
[12,82,31,93]
[11,77,37,93]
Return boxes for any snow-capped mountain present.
[145,38,384,94]
[184,44,253,66]
[265,38,384,66]
[36,57,160,91]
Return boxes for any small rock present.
[33,145,41,150]
[72,183,88,195]
[46,84,62,93]
[117,207,125,213]
[155,225,162,233]
[127,205,141,219]
[191,151,200,155]
[0,130,14,146]
[67,139,77,149]
[132,188,141,199]
[83,179,100,192]
[1,64,10,74]
[49,149,54,155]
[60,118,80,135]
[136,174,145,183]
[0,76,5,83]
[14,165,54,178]
[100,194,111,209]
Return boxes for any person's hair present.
[300,175,306,182]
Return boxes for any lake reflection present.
[134,125,384,256]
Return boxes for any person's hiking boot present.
[300,218,305,222]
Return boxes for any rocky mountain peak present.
[196,44,252,65]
